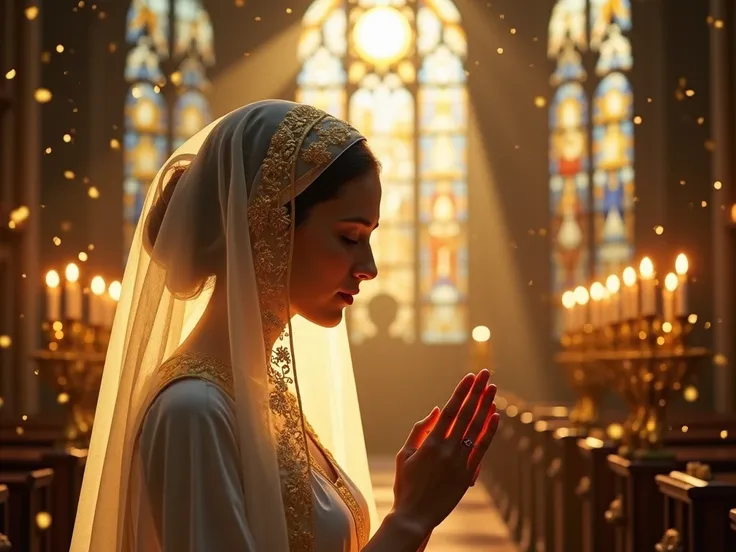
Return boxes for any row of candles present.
[45,263,121,327]
[561,254,689,333]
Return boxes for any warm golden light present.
[574,285,589,305]
[664,272,678,292]
[639,257,654,279]
[90,276,106,296]
[45,270,60,288]
[622,266,637,287]
[606,274,621,294]
[108,280,122,301]
[590,282,605,302]
[352,6,412,66]
[675,253,688,275]
[471,325,491,342]
[65,263,80,283]
[561,290,576,309]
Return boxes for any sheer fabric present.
[70,100,378,552]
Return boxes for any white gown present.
[134,377,370,552]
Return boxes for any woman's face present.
[290,170,381,327]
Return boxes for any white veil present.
[70,100,378,552]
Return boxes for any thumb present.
[404,406,440,450]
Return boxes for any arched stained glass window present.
[548,0,634,332]
[124,0,215,252]
[297,0,469,345]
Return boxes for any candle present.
[605,274,621,323]
[470,325,491,372]
[89,276,106,327]
[639,257,656,316]
[574,286,590,330]
[106,280,122,328]
[663,273,678,323]
[589,282,605,328]
[561,291,576,333]
[622,266,638,319]
[45,270,61,322]
[64,263,82,320]
[674,253,688,316]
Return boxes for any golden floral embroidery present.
[251,103,359,551]
[154,352,233,397]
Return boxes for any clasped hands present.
[390,369,499,534]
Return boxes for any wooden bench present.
[656,468,736,552]
[0,469,54,552]
[0,447,86,552]
[0,484,11,551]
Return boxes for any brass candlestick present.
[32,319,109,447]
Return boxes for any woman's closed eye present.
[341,235,359,245]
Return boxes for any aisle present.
[370,457,519,551]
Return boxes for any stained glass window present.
[548,0,634,333]
[298,0,468,344]
[123,0,214,253]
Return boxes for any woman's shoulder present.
[155,351,234,400]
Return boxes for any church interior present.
[2,0,736,550]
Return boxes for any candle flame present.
[664,272,678,292]
[639,257,654,279]
[606,274,621,294]
[65,263,80,283]
[590,282,606,301]
[622,266,637,287]
[45,270,60,288]
[90,276,106,296]
[574,286,589,305]
[471,325,491,342]
[108,280,122,301]
[675,253,689,275]
[561,291,576,309]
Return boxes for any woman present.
[70,100,499,552]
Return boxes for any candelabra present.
[557,255,709,458]
[31,320,108,447]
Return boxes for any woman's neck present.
[176,281,286,363]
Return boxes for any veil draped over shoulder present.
[70,100,378,552]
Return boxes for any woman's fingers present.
[448,370,491,442]
[461,385,497,447]
[427,373,476,442]
[468,412,501,473]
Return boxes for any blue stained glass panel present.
[125,83,167,134]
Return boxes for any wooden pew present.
[578,437,618,552]
[607,445,736,552]
[0,448,86,552]
[0,469,54,552]
[731,508,736,533]
[655,466,736,552]
[0,484,11,551]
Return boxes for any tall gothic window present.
[548,0,634,330]
[297,0,469,345]
[124,0,214,251]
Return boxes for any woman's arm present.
[139,379,256,551]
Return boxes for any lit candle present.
[106,280,122,328]
[674,253,688,317]
[89,276,106,327]
[606,274,621,323]
[639,257,656,316]
[663,273,678,323]
[574,286,590,330]
[64,263,82,320]
[470,325,491,372]
[561,291,576,333]
[590,282,605,328]
[45,270,61,322]
[622,266,638,319]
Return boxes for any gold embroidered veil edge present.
[69,100,377,552]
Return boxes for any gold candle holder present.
[33,319,109,447]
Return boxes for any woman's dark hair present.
[144,139,380,297]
